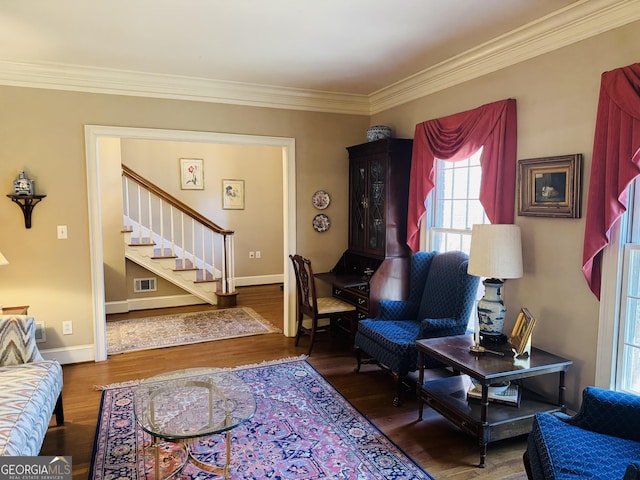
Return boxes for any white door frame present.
[85,125,297,361]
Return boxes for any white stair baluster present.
[170,205,175,257]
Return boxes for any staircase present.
[121,165,237,307]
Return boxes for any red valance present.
[407,99,518,251]
[582,63,640,299]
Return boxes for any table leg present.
[188,432,232,479]
[479,386,489,468]
[153,436,160,480]
[418,350,425,421]
[558,370,567,412]
[224,431,231,478]
[145,438,187,480]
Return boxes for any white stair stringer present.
[123,234,218,306]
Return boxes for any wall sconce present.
[6,170,46,229]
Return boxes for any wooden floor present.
[40,284,528,480]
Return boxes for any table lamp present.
[0,251,7,314]
[468,224,523,342]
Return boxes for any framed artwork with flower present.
[180,158,204,190]
[222,179,244,209]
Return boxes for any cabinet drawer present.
[333,287,369,310]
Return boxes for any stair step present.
[152,247,177,259]
[195,269,216,283]
[174,258,198,271]
[129,237,155,246]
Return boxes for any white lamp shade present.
[0,251,8,266]
[468,224,523,279]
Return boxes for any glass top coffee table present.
[133,368,256,479]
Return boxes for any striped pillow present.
[0,316,44,365]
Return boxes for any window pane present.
[440,200,453,229]
[468,165,482,198]
[442,168,453,198]
[619,245,640,394]
[628,249,640,297]
[624,298,640,345]
[444,232,464,252]
[451,200,469,229]
[621,345,640,395]
[468,203,487,226]
[452,168,469,199]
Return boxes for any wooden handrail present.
[122,164,233,236]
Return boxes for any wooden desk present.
[1,305,29,315]
[416,335,572,468]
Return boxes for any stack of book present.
[467,382,521,407]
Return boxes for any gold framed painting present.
[518,154,582,218]
[508,308,536,356]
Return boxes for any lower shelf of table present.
[420,375,564,443]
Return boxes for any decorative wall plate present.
[312,214,330,232]
[312,190,330,210]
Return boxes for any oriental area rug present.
[106,307,281,354]
[90,358,434,480]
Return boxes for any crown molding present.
[369,0,640,114]
[0,61,370,115]
[0,0,636,116]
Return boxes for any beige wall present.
[104,139,287,306]
[0,90,367,352]
[125,260,187,298]
[373,20,640,406]
[0,19,638,407]
[121,139,284,280]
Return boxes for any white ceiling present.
[0,0,638,114]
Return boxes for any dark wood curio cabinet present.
[320,138,413,322]
[347,138,413,258]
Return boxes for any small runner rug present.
[107,307,281,354]
[90,357,434,480]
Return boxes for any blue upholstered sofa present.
[524,386,640,480]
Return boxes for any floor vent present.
[134,277,157,292]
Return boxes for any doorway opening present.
[85,125,297,361]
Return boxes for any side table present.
[416,335,572,468]
[1,305,29,315]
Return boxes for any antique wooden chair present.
[289,254,357,355]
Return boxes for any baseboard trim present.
[41,344,95,365]
[235,274,283,287]
[105,275,283,313]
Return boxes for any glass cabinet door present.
[349,158,368,252]
[367,157,386,253]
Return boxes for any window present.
[424,148,489,328]
[426,148,489,254]
[616,180,640,394]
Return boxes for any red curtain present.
[407,99,518,251]
[582,63,640,299]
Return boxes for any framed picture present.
[518,154,582,218]
[180,158,204,190]
[508,308,536,356]
[222,179,244,210]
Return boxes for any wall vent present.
[134,277,157,293]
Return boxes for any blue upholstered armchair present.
[524,386,640,480]
[354,250,479,405]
